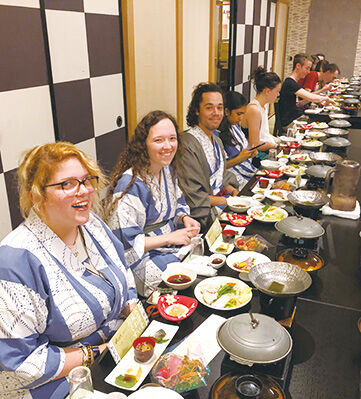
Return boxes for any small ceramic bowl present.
[260,160,281,170]
[162,263,197,290]
[133,337,155,363]
[208,253,226,269]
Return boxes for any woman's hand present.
[167,227,199,246]
[238,148,258,162]
[182,216,200,236]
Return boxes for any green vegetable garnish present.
[262,203,271,212]
[115,375,137,388]
[216,283,236,300]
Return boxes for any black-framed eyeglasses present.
[44,176,99,194]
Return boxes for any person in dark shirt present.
[278,53,335,127]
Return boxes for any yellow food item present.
[165,303,188,317]
[124,367,142,382]
[216,243,230,252]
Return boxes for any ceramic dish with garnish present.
[247,205,288,223]
[282,164,306,177]
[157,295,197,322]
[194,276,252,310]
[265,189,290,202]
[289,152,311,163]
[226,251,271,281]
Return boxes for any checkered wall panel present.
[233,0,276,100]
[0,0,126,239]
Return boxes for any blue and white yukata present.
[107,166,190,297]
[222,124,257,189]
[0,210,137,399]
[177,126,239,231]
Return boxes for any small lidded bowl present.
[208,253,226,269]
[133,337,155,363]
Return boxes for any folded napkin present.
[182,255,217,277]
[321,200,360,220]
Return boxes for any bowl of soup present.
[162,263,197,290]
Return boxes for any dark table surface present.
[92,130,361,399]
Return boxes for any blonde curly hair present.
[18,142,106,218]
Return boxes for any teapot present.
[324,160,360,211]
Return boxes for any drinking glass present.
[268,149,277,161]
[286,128,294,138]
[189,237,204,258]
[69,366,94,399]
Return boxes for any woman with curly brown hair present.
[103,110,200,297]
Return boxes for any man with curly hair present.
[178,82,239,231]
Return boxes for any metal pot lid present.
[275,215,325,238]
[343,98,359,104]
[324,127,348,136]
[287,190,329,208]
[329,113,350,119]
[328,119,351,128]
[217,313,292,365]
[309,152,343,164]
[306,164,334,179]
[323,137,351,147]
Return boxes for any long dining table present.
[91,129,361,399]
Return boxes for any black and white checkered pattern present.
[0,0,126,238]
[233,0,277,100]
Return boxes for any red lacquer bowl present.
[157,295,197,322]
[264,170,284,178]
[286,142,301,149]
[227,214,254,227]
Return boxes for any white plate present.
[265,189,290,202]
[305,108,323,114]
[128,387,183,399]
[226,251,271,281]
[310,122,328,129]
[209,235,234,255]
[305,131,326,139]
[194,276,252,310]
[289,153,311,162]
[247,205,288,223]
[105,321,179,391]
[260,160,281,170]
[302,140,323,148]
[281,165,306,177]
[279,135,297,143]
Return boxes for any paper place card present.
[173,314,226,365]
[108,302,149,364]
[105,320,179,391]
[205,218,222,248]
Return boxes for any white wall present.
[133,0,177,122]
[182,0,210,129]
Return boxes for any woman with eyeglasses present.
[0,142,137,398]
[103,110,200,297]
